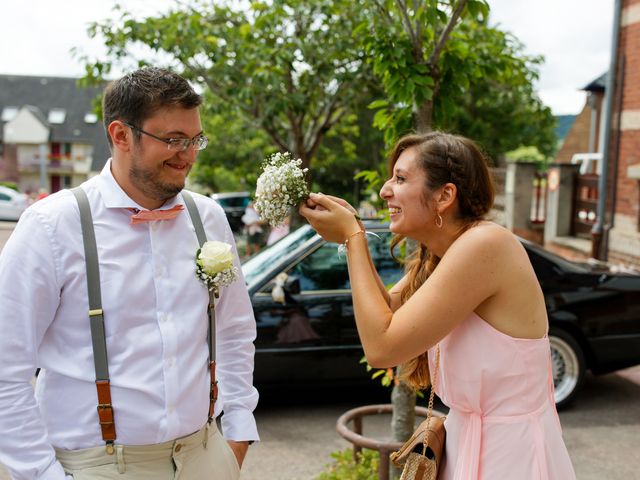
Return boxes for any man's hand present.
[227,440,250,468]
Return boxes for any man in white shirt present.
[0,67,259,479]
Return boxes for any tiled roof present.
[0,74,110,172]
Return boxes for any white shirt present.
[0,161,259,480]
[241,206,263,235]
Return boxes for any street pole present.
[38,143,47,192]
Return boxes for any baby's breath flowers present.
[196,241,238,296]
[254,152,309,226]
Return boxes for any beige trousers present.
[55,423,240,480]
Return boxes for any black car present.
[242,222,640,408]
[211,192,251,233]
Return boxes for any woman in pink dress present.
[300,131,576,479]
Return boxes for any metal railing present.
[336,404,445,480]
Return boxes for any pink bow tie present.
[130,204,185,225]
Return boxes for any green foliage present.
[354,168,387,212]
[355,0,556,163]
[360,355,395,387]
[505,146,550,170]
[356,0,491,141]
[317,448,380,480]
[0,182,18,191]
[80,0,373,173]
[438,23,558,162]
[79,0,556,198]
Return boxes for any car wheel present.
[549,328,585,409]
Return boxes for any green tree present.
[439,22,557,162]
[189,87,386,202]
[81,0,372,173]
[357,0,490,143]
[357,0,554,161]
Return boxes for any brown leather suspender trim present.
[96,379,116,446]
[208,361,219,422]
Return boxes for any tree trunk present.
[391,380,417,440]
[414,100,433,134]
[389,371,417,478]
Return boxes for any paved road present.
[2,368,639,479]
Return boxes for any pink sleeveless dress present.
[429,312,576,480]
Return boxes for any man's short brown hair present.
[102,67,202,147]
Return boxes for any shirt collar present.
[96,158,183,211]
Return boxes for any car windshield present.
[242,225,317,284]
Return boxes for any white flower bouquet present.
[196,241,238,296]
[254,152,309,227]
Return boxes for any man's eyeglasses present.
[123,122,209,152]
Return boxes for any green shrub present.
[0,182,18,191]
[317,448,380,480]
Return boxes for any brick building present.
[610,0,640,265]
[549,0,640,267]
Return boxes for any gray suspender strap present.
[71,187,116,453]
[182,190,218,423]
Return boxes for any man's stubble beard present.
[129,152,188,203]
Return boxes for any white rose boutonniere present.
[196,241,239,296]
[254,152,309,227]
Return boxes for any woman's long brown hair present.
[387,132,495,390]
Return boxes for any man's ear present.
[107,121,132,152]
[437,182,457,212]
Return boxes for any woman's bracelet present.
[343,229,365,249]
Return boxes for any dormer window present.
[84,113,98,124]
[1,107,18,122]
[48,108,66,124]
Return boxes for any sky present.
[0,0,614,115]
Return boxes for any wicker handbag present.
[390,346,445,480]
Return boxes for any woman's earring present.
[435,213,443,228]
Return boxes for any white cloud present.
[488,0,614,114]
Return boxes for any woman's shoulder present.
[455,221,520,254]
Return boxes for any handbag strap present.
[424,344,441,445]
[181,190,218,424]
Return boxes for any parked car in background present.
[210,191,250,233]
[0,186,28,221]
[242,222,640,409]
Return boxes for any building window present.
[84,113,98,123]
[48,109,66,124]
[63,175,72,189]
[1,107,18,122]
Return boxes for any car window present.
[287,242,349,291]
[368,231,404,287]
[0,193,10,201]
[242,226,317,284]
[285,230,403,292]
